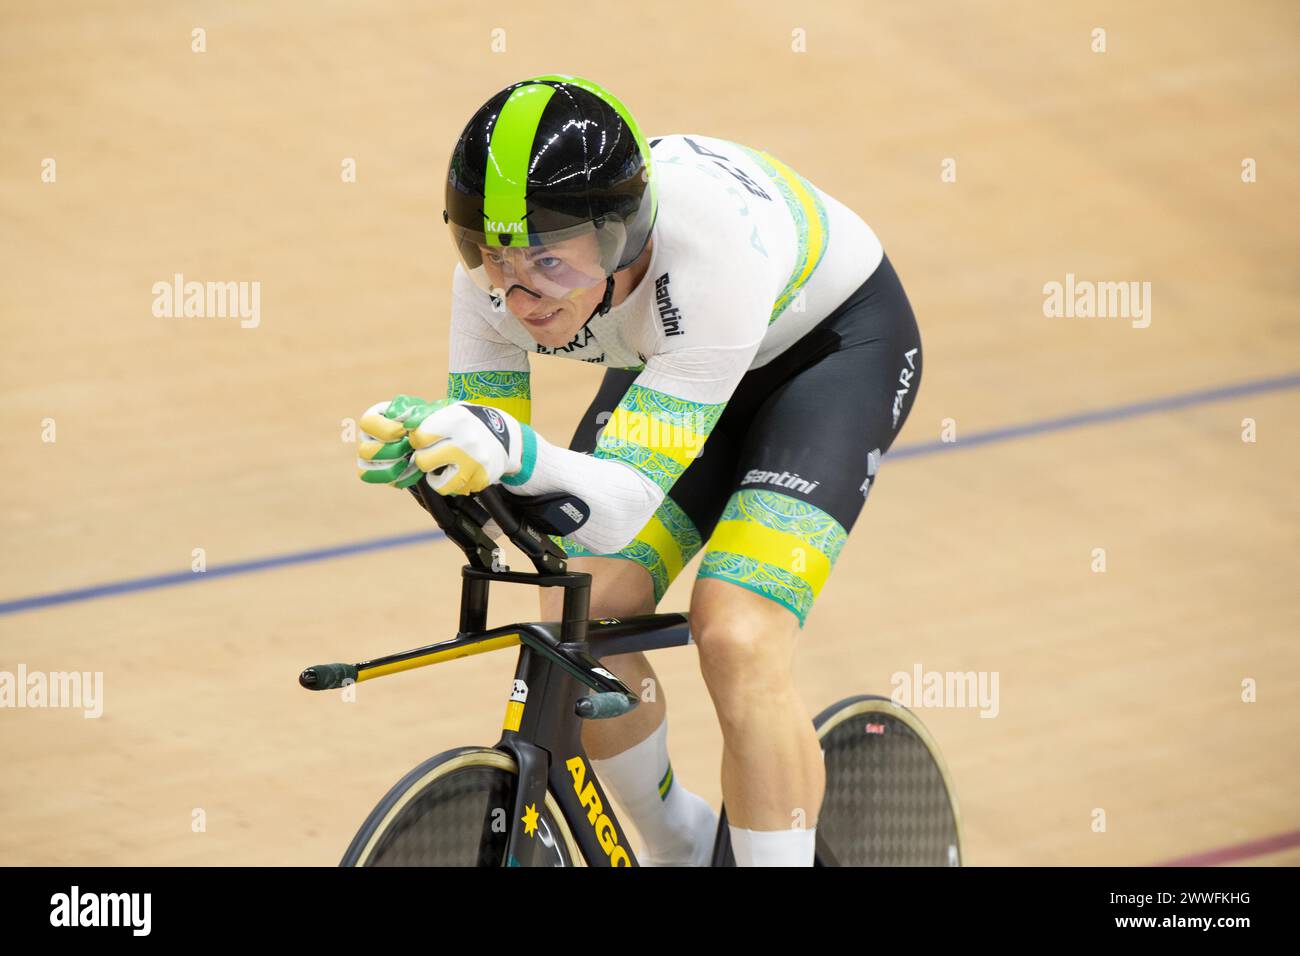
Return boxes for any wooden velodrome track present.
[1,1,1297,866]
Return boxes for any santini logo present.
[50,886,151,936]
[654,273,684,336]
[743,469,820,494]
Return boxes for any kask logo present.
[487,221,524,233]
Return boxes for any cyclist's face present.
[479,235,608,348]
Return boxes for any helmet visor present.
[449,219,629,302]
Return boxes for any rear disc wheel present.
[814,695,962,866]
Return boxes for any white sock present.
[590,718,718,866]
[728,825,817,867]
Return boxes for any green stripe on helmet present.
[482,83,556,245]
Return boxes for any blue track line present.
[2,371,1297,617]
[889,370,1300,459]
[0,530,443,616]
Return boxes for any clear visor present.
[450,220,628,302]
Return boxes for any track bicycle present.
[299,482,963,866]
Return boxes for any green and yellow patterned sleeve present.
[447,370,532,426]
[593,382,726,493]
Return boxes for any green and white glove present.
[408,403,529,496]
[356,394,452,489]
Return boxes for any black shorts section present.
[568,253,922,540]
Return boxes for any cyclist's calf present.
[691,577,823,831]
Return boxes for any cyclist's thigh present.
[538,555,655,619]
[697,256,923,625]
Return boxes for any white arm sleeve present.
[505,338,762,553]
[508,431,665,555]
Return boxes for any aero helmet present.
[444,75,656,313]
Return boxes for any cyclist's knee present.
[696,623,780,690]
[692,587,799,729]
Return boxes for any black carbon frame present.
[448,547,689,867]
[491,612,692,866]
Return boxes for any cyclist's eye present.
[534,256,562,270]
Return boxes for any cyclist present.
[357,75,921,866]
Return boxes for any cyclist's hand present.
[408,403,525,496]
[356,395,452,488]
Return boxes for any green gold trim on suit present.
[594,385,725,494]
[447,370,532,425]
[740,146,829,324]
[697,489,847,626]
[618,384,726,432]
[698,551,817,623]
